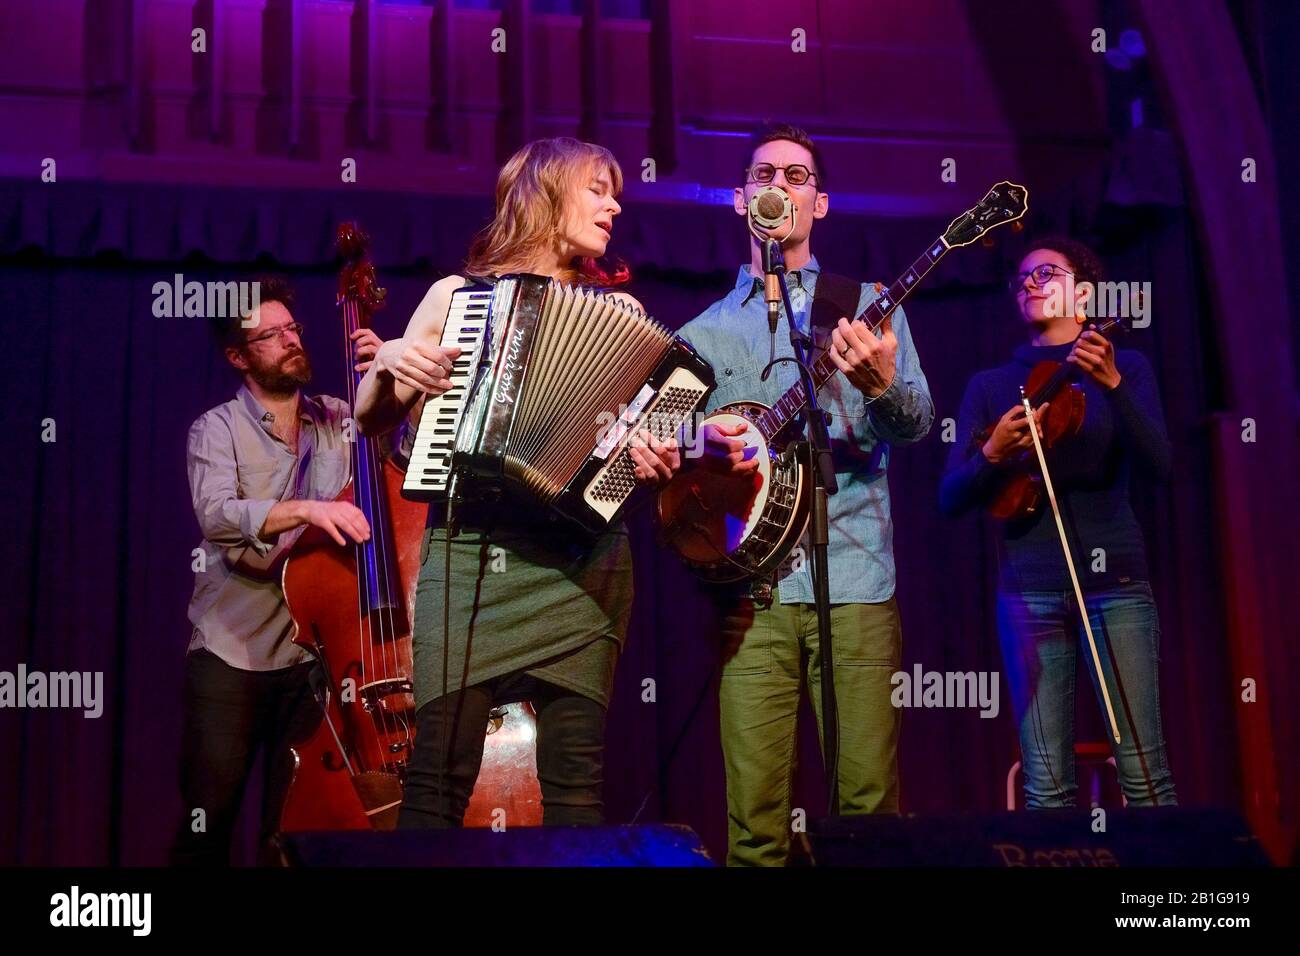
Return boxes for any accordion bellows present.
[402,275,714,534]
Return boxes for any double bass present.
[279,223,539,831]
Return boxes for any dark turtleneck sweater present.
[939,341,1171,593]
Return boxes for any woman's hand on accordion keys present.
[378,338,462,395]
[629,430,680,487]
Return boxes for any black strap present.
[810,271,864,351]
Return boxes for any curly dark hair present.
[1024,236,1105,289]
[209,275,296,351]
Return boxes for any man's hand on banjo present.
[697,421,760,476]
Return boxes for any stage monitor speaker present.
[805,809,1271,867]
[275,823,715,867]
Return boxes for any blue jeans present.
[997,583,1177,809]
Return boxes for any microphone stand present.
[764,236,842,816]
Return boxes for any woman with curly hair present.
[940,237,1177,810]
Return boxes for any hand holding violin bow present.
[982,402,1050,466]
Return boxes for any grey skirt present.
[411,519,634,712]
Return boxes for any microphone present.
[762,238,782,335]
[748,186,791,231]
[748,186,792,337]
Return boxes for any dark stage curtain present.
[0,174,1240,864]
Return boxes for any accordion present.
[401,274,715,534]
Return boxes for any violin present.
[992,317,1130,746]
[981,316,1128,521]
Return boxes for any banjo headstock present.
[942,181,1029,249]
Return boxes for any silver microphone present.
[748,186,792,231]
[749,187,791,337]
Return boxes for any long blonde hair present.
[465,137,629,287]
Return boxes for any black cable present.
[629,648,722,826]
[439,483,453,826]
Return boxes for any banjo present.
[657,181,1029,583]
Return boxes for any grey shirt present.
[186,385,352,671]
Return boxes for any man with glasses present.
[676,123,934,865]
[172,277,383,865]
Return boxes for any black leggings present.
[398,673,607,829]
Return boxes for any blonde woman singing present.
[355,137,679,828]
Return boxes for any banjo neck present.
[750,180,1029,445]
[661,182,1028,584]
[754,238,950,442]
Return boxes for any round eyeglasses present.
[1008,264,1073,293]
[746,163,818,188]
[245,322,304,346]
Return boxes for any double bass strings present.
[340,298,408,766]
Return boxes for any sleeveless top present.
[408,273,635,711]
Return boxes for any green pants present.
[718,594,902,866]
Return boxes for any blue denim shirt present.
[676,256,933,604]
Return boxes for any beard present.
[248,350,312,395]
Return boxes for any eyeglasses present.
[244,322,304,347]
[1008,264,1073,293]
[746,163,818,188]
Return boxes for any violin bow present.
[1019,385,1122,745]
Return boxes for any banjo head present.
[657,404,788,576]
